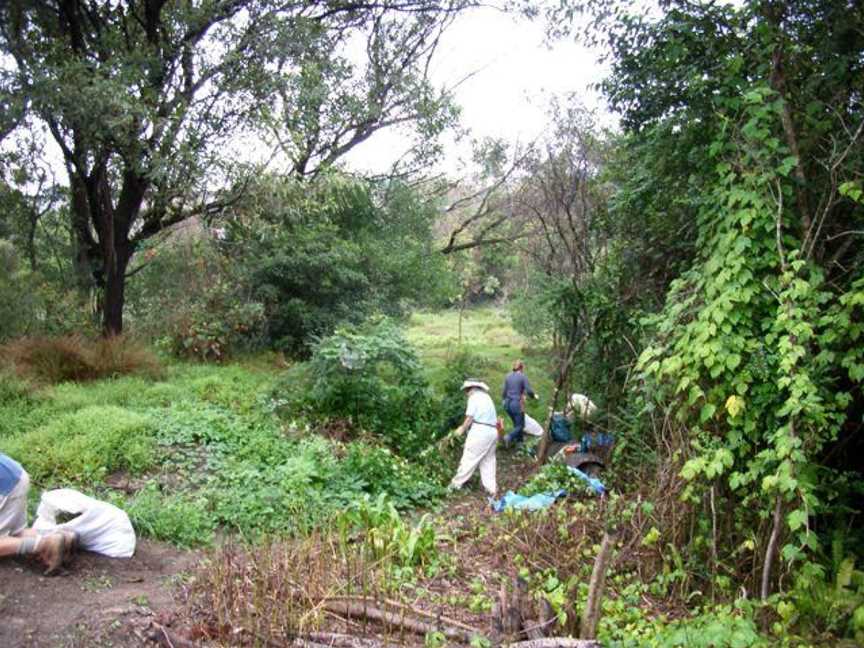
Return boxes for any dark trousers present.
[504,399,525,444]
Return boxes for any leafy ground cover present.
[0,357,446,548]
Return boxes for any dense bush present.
[275,318,440,456]
[224,173,451,357]
[125,235,266,360]
[334,442,445,509]
[0,239,93,342]
[433,347,491,433]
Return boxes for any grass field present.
[406,307,555,422]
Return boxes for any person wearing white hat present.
[449,379,499,498]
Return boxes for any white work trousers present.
[450,425,497,496]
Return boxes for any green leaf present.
[782,543,804,562]
[787,508,807,531]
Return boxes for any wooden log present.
[503,639,601,648]
[297,632,394,647]
[326,596,478,633]
[322,601,476,643]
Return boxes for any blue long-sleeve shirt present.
[502,371,535,403]
[0,453,23,496]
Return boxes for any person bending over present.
[0,452,76,575]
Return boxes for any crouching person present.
[0,452,77,575]
[449,380,498,499]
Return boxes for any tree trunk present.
[70,174,98,292]
[102,242,132,336]
[579,529,616,640]
[537,336,583,464]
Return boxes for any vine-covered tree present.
[558,0,864,598]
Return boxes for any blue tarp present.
[491,489,566,512]
[566,466,606,495]
[491,468,607,512]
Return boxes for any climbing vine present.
[636,84,863,594]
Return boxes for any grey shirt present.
[502,371,535,403]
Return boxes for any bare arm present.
[456,415,474,435]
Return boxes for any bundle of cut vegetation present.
[0,334,162,384]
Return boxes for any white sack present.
[33,488,136,558]
[569,393,598,420]
[524,414,544,437]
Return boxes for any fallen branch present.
[322,600,477,642]
[503,639,601,648]
[299,632,395,647]
[327,595,478,634]
[148,623,198,648]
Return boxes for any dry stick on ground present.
[300,632,398,648]
[579,528,617,641]
[148,623,197,648]
[503,639,602,648]
[522,613,556,641]
[327,595,478,633]
[322,600,477,642]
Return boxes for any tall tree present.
[0,0,467,335]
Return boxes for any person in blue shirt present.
[0,452,73,575]
[501,360,538,445]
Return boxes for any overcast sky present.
[342,6,611,177]
[2,6,611,185]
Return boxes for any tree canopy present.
[0,0,468,334]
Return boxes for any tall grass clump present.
[0,334,161,384]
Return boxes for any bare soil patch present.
[0,538,199,648]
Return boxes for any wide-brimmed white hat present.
[461,379,489,392]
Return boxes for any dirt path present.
[0,539,199,648]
